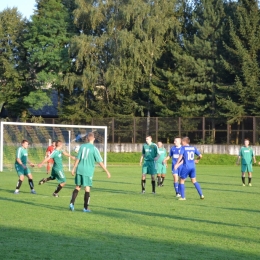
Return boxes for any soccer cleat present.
[176,193,181,198]
[152,192,156,194]
[38,178,47,185]
[141,190,145,194]
[200,195,205,200]
[83,208,91,213]
[242,184,245,186]
[14,190,19,194]
[248,183,252,186]
[31,189,36,194]
[69,203,74,211]
[178,197,186,201]
[53,193,59,197]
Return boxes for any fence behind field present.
[1,116,260,145]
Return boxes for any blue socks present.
[194,182,202,196]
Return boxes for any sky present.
[0,0,36,19]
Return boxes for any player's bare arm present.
[195,154,202,164]
[236,155,240,165]
[16,158,27,169]
[139,155,144,166]
[27,159,35,167]
[71,159,80,176]
[63,151,76,160]
[99,162,111,178]
[38,157,51,167]
[174,155,183,170]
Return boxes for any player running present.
[38,140,76,197]
[69,132,111,212]
[45,141,56,174]
[174,137,204,200]
[156,141,167,187]
[140,135,160,194]
[236,138,256,186]
[14,140,36,194]
[164,137,183,197]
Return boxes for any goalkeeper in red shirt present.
[45,141,56,174]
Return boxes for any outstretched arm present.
[63,151,76,160]
[98,162,111,178]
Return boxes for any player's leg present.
[53,170,66,197]
[83,186,91,212]
[160,174,166,186]
[150,161,156,193]
[141,162,147,193]
[69,174,82,211]
[14,171,25,194]
[178,167,188,200]
[26,169,36,194]
[157,174,161,187]
[247,164,253,186]
[190,170,204,199]
[172,173,180,197]
[38,176,54,185]
[241,163,246,186]
[83,176,92,212]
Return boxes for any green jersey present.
[157,147,167,164]
[142,142,159,161]
[76,143,103,176]
[15,147,28,166]
[239,146,254,165]
[50,149,63,171]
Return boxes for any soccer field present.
[0,165,260,260]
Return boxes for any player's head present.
[52,141,56,147]
[146,135,152,144]
[55,140,62,148]
[244,138,250,146]
[87,132,95,142]
[157,141,163,148]
[181,137,190,145]
[21,140,29,149]
[174,137,181,147]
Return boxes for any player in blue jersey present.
[174,137,204,200]
[164,137,182,197]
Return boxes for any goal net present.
[0,122,107,172]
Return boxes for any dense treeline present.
[0,0,259,123]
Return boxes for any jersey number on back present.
[187,151,194,160]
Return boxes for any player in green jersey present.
[38,140,76,197]
[69,132,111,212]
[139,135,160,194]
[236,138,256,186]
[156,142,167,187]
[14,140,36,194]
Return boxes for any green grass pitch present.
[0,165,260,259]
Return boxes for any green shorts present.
[75,174,93,187]
[241,164,253,173]
[142,160,157,175]
[50,168,66,183]
[157,162,166,174]
[15,164,31,176]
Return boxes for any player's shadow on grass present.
[1,226,258,260]
[0,196,68,211]
[97,206,260,230]
[198,204,260,214]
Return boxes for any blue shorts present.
[180,165,196,179]
[172,164,183,176]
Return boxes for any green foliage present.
[24,90,52,110]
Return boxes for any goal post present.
[0,122,107,172]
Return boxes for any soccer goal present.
[0,122,107,172]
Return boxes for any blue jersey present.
[169,146,182,174]
[180,145,200,169]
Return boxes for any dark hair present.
[22,140,29,144]
[244,138,250,142]
[55,140,62,146]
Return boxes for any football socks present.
[28,179,34,190]
[242,177,245,184]
[141,179,146,191]
[70,189,79,204]
[194,182,203,196]
[84,192,90,209]
[151,180,156,193]
[54,184,63,194]
[16,179,23,190]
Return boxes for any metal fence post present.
[156,117,158,142]
[112,117,114,143]
[253,116,256,145]
[178,117,181,137]
[202,117,205,143]
[133,117,136,143]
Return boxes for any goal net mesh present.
[0,122,107,172]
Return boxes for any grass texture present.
[0,165,260,260]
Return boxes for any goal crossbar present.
[0,121,107,172]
